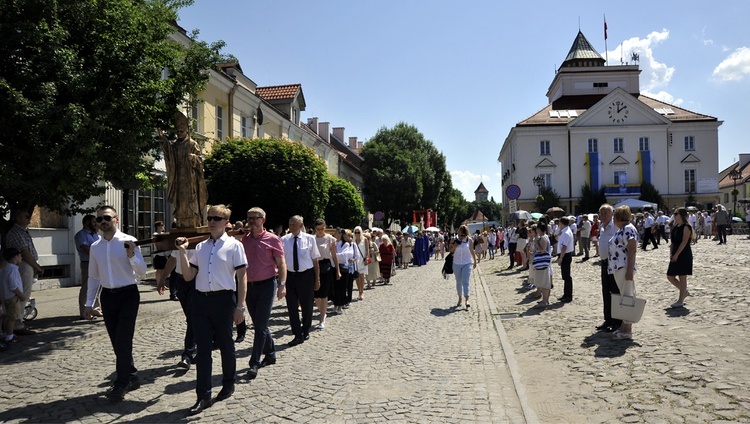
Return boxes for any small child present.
[1,248,27,344]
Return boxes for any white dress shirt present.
[86,230,147,306]
[282,232,320,272]
[598,219,617,259]
[557,226,574,255]
[189,232,247,292]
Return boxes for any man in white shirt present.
[177,204,247,415]
[595,204,621,332]
[84,206,147,401]
[568,217,578,256]
[281,215,320,347]
[555,217,575,303]
[641,212,658,250]
[655,211,670,246]
[578,215,592,259]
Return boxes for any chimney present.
[333,127,345,142]
[348,137,358,149]
[739,153,750,170]
[307,117,319,135]
[319,122,330,143]
[357,141,364,150]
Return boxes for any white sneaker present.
[670,301,684,308]
[317,323,325,330]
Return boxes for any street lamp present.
[533,175,545,195]
[729,168,742,218]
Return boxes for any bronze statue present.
[159,111,208,229]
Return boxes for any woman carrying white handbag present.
[607,206,642,340]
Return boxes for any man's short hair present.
[289,215,303,225]
[247,207,266,219]
[559,217,570,226]
[82,214,96,225]
[98,205,117,215]
[208,204,232,220]
[2,247,21,261]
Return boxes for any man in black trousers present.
[556,217,575,303]
[84,206,147,401]
[176,204,247,416]
[281,215,320,347]
[595,204,622,332]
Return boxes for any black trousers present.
[508,242,518,267]
[100,285,140,388]
[246,277,277,367]
[334,270,351,307]
[642,228,658,249]
[657,225,668,244]
[192,290,236,400]
[717,224,728,243]
[600,260,622,327]
[560,253,573,298]
[175,273,196,360]
[286,268,315,339]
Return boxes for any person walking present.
[157,247,196,370]
[714,205,729,244]
[555,217,574,303]
[506,225,518,269]
[579,215,592,259]
[399,235,413,270]
[75,214,101,319]
[353,226,368,300]
[595,204,622,332]
[281,215,320,347]
[531,222,552,308]
[241,207,286,380]
[666,207,694,308]
[175,204,247,415]
[314,219,338,330]
[608,206,639,340]
[449,225,477,310]
[641,212,658,250]
[84,206,147,401]
[379,236,395,285]
[334,229,356,315]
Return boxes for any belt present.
[288,267,313,273]
[249,277,276,286]
[196,289,233,297]
[101,284,138,293]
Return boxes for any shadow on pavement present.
[430,306,463,317]
[0,393,161,423]
[664,307,690,317]
[580,332,641,358]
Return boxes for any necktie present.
[293,236,299,272]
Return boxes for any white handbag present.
[611,292,647,323]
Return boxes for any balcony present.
[603,184,641,196]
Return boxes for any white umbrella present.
[402,225,418,234]
[425,226,440,232]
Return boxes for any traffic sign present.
[509,199,517,213]
[374,211,384,221]
[506,184,521,200]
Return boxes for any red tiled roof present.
[256,84,301,101]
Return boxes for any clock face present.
[608,101,629,123]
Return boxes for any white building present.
[498,31,722,215]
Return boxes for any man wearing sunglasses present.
[84,206,147,401]
[175,204,247,415]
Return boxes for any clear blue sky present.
[178,0,750,201]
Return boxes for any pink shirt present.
[242,228,284,282]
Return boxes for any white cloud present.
[607,29,680,105]
[712,47,750,81]
[451,170,486,201]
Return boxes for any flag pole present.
[604,14,608,65]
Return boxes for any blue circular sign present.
[374,211,384,220]
[506,184,521,200]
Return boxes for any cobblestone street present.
[482,235,750,423]
[0,261,524,423]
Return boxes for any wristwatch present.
[237,306,246,312]
[280,281,286,286]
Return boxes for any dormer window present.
[593,82,608,88]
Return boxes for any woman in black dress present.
[666,207,693,308]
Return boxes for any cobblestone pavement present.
[0,262,525,423]
[482,235,750,423]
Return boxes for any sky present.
[178,0,750,202]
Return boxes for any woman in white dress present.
[353,226,369,300]
[400,235,413,269]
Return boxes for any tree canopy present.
[324,176,365,229]
[360,123,451,225]
[0,0,224,216]
[204,137,330,229]
[577,183,608,214]
[534,186,563,213]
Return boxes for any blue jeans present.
[454,263,471,298]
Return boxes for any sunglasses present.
[247,216,262,221]
[95,215,116,223]
[206,216,226,222]
[354,231,361,234]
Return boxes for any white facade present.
[499,32,721,215]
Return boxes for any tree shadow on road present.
[580,332,641,358]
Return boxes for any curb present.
[476,265,539,424]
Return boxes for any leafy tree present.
[472,197,503,222]
[437,187,470,231]
[205,138,330,229]
[534,186,562,213]
[360,123,451,225]
[0,0,225,217]
[324,176,365,229]
[639,182,665,211]
[577,183,607,214]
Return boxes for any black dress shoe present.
[248,365,259,380]
[559,297,572,303]
[235,335,245,344]
[106,385,127,401]
[605,326,619,333]
[188,398,212,415]
[216,385,234,401]
[303,334,310,341]
[260,356,276,367]
[595,323,609,331]
[178,357,191,370]
[288,337,305,347]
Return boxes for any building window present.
[684,169,696,193]
[593,82,609,88]
[241,116,248,138]
[684,135,695,151]
[639,137,650,151]
[540,140,550,156]
[588,138,598,153]
[613,137,624,153]
[541,173,552,188]
[136,189,167,242]
[614,170,627,186]
[216,105,223,141]
[724,193,729,203]
[292,108,298,125]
